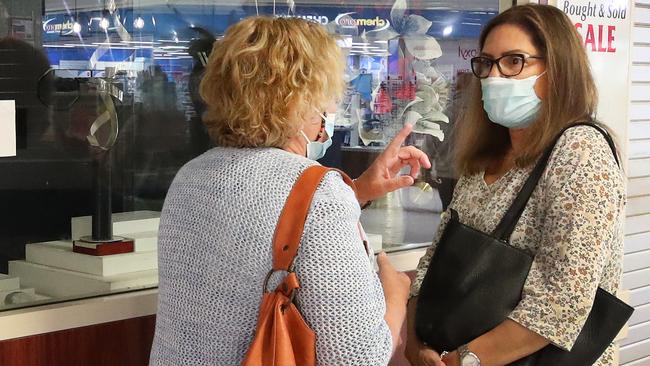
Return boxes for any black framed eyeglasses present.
[470,54,544,79]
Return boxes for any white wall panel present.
[630,286,650,307]
[622,355,650,366]
[630,140,650,158]
[623,321,650,347]
[631,84,650,101]
[629,196,650,215]
[625,250,650,272]
[623,267,650,291]
[633,46,650,63]
[622,338,650,364]
[631,102,650,121]
[635,6,650,23]
[625,213,650,234]
[629,158,650,177]
[630,122,650,138]
[625,231,650,253]
[631,303,650,326]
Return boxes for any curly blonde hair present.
[199,16,345,148]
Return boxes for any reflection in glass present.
[0,0,498,311]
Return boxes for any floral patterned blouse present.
[411,126,626,365]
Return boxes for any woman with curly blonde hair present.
[149,16,431,365]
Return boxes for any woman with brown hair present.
[406,4,625,366]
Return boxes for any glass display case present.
[0,0,498,311]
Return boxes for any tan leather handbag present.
[242,166,356,366]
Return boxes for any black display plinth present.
[73,151,133,256]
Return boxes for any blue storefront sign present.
[41,3,495,76]
[43,4,495,43]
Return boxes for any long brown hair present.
[454,4,598,175]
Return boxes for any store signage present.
[561,0,627,53]
[42,6,494,43]
[11,17,34,42]
[42,17,75,35]
[457,45,479,60]
[575,23,617,52]
[435,39,481,82]
[276,13,329,25]
[335,12,389,28]
[554,0,632,155]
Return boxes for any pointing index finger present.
[385,123,413,154]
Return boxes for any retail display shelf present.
[71,211,161,241]
[25,240,158,276]
[0,274,20,292]
[8,261,158,298]
[366,233,383,252]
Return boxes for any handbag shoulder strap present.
[272,165,356,271]
[491,122,619,241]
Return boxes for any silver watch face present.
[461,352,481,366]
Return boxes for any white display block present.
[25,241,158,276]
[8,261,158,298]
[129,231,158,252]
[0,288,35,303]
[0,274,20,292]
[386,247,427,272]
[71,211,160,240]
[366,233,383,253]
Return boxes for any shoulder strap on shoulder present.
[491,121,618,241]
[272,165,356,271]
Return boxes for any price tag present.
[0,100,16,157]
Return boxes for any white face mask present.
[317,109,336,140]
[481,71,546,129]
[301,109,336,161]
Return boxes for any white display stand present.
[0,287,35,298]
[366,233,383,253]
[0,274,20,292]
[9,261,158,298]
[6,211,161,298]
[0,274,48,306]
[25,240,157,276]
[71,211,160,241]
[0,245,425,342]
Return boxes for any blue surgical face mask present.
[301,110,336,160]
[481,72,546,129]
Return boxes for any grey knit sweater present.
[149,147,392,365]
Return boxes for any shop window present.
[0,0,497,311]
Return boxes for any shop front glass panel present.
[0,0,498,311]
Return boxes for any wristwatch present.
[458,344,481,366]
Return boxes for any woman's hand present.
[405,298,446,366]
[404,339,446,366]
[377,252,411,352]
[354,124,432,204]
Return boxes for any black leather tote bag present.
[415,122,634,366]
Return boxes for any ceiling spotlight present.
[73,22,82,33]
[99,17,110,30]
[134,16,145,29]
